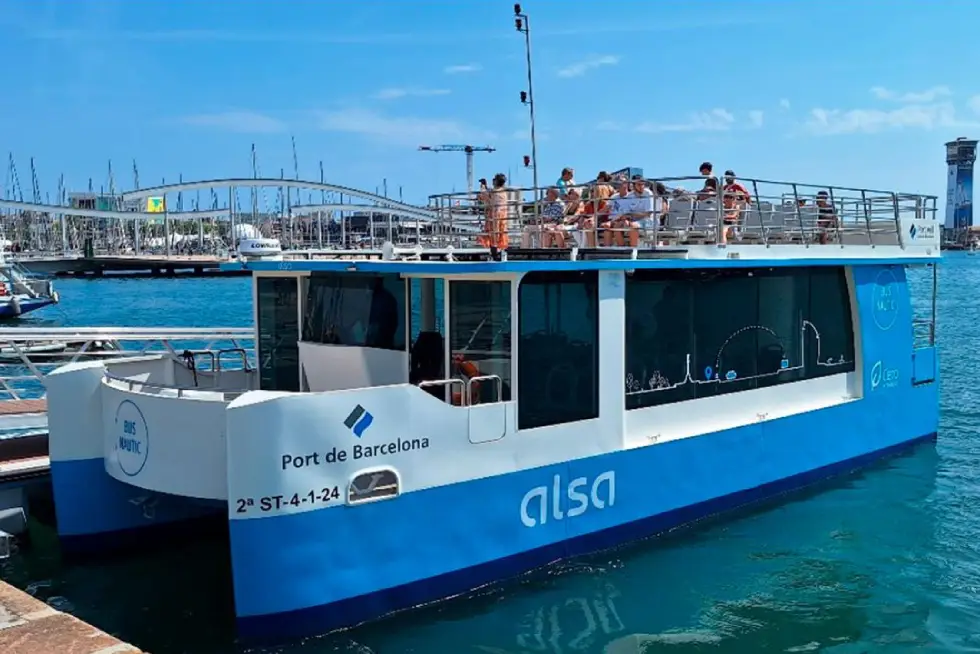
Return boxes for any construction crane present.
[418,144,496,195]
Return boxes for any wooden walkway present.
[0,399,46,417]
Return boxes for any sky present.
[3,0,980,206]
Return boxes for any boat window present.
[625,266,855,410]
[256,276,300,392]
[302,272,406,351]
[518,271,599,429]
[408,278,446,396]
[449,280,512,403]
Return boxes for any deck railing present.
[424,175,939,253]
[0,327,255,401]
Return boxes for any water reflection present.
[334,444,938,654]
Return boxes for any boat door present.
[448,279,511,444]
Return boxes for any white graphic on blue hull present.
[520,472,616,528]
[626,318,851,395]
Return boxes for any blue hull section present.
[52,458,223,556]
[230,382,939,641]
[0,297,56,319]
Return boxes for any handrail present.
[0,328,255,401]
[103,370,243,400]
[468,374,502,404]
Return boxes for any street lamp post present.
[514,4,539,216]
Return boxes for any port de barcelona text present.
[280,437,430,471]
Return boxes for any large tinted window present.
[303,272,406,350]
[257,276,300,392]
[625,266,854,410]
[518,271,599,429]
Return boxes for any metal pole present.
[466,148,474,196]
[516,7,539,219]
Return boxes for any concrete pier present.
[0,580,142,653]
[14,255,247,278]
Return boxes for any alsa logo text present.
[520,471,616,527]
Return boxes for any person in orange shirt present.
[476,173,510,249]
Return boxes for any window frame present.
[517,270,600,430]
[301,271,407,352]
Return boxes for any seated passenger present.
[549,187,584,248]
[579,173,615,247]
[556,167,576,198]
[697,176,718,201]
[653,182,670,226]
[609,176,653,248]
[606,181,635,246]
[532,187,566,247]
[815,190,838,244]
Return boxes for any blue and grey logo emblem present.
[344,404,373,438]
[909,224,917,240]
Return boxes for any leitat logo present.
[343,404,374,438]
[870,360,900,391]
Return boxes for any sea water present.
[0,258,976,653]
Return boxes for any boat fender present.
[452,354,482,405]
[51,291,59,304]
[10,297,21,317]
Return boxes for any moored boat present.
[44,173,940,643]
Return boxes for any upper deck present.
[226,174,939,274]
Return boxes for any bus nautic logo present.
[520,471,616,527]
[114,399,149,477]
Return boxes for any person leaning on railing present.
[476,173,510,249]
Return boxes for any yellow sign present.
[146,197,165,213]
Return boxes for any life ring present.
[452,353,482,405]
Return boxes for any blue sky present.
[3,0,980,205]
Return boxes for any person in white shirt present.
[609,176,657,247]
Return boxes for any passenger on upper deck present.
[607,175,654,248]
[477,173,510,249]
[697,176,719,200]
[698,161,715,195]
[556,167,576,198]
[815,190,839,244]
[579,172,614,247]
[533,186,566,248]
[721,170,751,244]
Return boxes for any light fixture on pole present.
[514,4,539,216]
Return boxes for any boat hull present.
[0,297,56,319]
[230,377,939,641]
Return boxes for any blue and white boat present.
[44,174,940,642]
[0,253,59,319]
